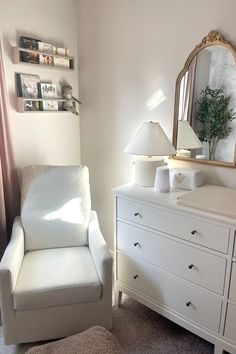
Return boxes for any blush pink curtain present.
[0,42,20,258]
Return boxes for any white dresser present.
[113,184,236,354]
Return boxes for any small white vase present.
[154,166,170,192]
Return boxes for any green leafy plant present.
[196,86,236,160]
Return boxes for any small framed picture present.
[19,36,41,64]
[39,54,53,65]
[53,56,70,68]
[16,73,40,98]
[38,42,56,54]
[38,83,58,111]
[19,36,41,50]
[20,51,39,64]
[24,101,40,111]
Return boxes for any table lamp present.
[124,121,176,187]
[176,120,202,157]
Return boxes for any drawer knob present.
[191,230,197,235]
[134,212,141,217]
[188,264,194,269]
[133,275,138,279]
[186,301,191,307]
[133,242,140,247]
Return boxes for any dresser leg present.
[115,290,122,307]
[214,343,223,354]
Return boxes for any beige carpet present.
[0,294,214,354]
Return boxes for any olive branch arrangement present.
[196,86,236,160]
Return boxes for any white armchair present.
[0,166,112,345]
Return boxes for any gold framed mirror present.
[172,30,236,168]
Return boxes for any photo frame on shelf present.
[20,51,39,64]
[19,36,41,49]
[19,36,40,64]
[38,42,56,54]
[24,101,40,111]
[16,73,40,111]
[53,56,70,68]
[38,83,58,111]
[16,73,40,98]
[55,47,69,56]
[39,54,53,65]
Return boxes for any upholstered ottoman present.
[26,326,123,354]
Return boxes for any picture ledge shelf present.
[17,97,76,102]
[16,97,76,114]
[17,111,74,114]
[12,46,75,70]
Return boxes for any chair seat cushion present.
[13,247,101,311]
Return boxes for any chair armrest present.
[88,211,113,286]
[0,217,24,343]
[0,216,25,293]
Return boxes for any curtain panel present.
[0,41,20,258]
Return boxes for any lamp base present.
[134,158,165,187]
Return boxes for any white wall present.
[0,0,80,167]
[77,0,236,250]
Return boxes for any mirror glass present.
[175,36,236,166]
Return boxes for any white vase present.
[154,166,170,192]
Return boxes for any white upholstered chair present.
[0,165,113,344]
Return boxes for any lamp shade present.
[124,121,176,156]
[177,120,202,150]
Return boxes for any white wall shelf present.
[12,46,75,70]
[16,97,76,113]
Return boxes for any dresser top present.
[113,184,236,226]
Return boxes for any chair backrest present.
[21,165,91,251]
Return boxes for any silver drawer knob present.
[186,301,191,307]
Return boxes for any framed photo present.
[38,42,56,54]
[16,73,40,111]
[16,73,40,98]
[55,47,69,56]
[38,83,58,111]
[24,100,40,111]
[20,51,39,64]
[53,56,70,68]
[19,37,41,64]
[19,36,41,50]
[39,54,53,65]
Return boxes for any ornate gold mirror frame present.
[172,30,236,168]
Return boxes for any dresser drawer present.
[224,303,236,342]
[229,262,236,301]
[116,197,229,253]
[117,221,226,295]
[117,253,222,332]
